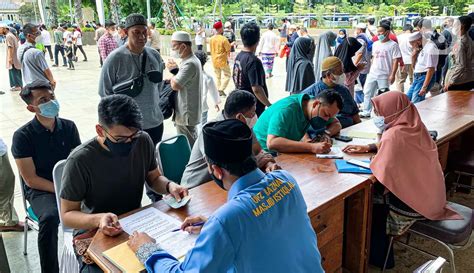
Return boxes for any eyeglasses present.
[101,126,142,143]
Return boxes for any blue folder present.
[335,159,373,174]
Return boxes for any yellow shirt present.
[209,34,231,69]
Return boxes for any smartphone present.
[335,135,353,142]
[347,159,371,169]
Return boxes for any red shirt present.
[372,32,398,43]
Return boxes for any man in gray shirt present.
[167,31,202,147]
[99,14,165,146]
[181,90,280,188]
[17,23,56,88]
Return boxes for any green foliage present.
[19,3,40,22]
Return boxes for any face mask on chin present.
[210,170,225,190]
[244,115,258,129]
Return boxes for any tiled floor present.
[0,44,472,273]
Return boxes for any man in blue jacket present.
[128,119,324,273]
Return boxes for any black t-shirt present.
[233,51,269,116]
[11,117,81,199]
[60,133,157,216]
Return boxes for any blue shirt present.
[145,169,324,273]
[302,80,359,128]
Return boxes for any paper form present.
[119,207,197,259]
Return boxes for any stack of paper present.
[103,242,145,273]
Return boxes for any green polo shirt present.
[254,94,310,152]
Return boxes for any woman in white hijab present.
[313,31,337,79]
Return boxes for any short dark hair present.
[268,23,274,30]
[151,22,156,27]
[368,18,375,25]
[468,12,474,20]
[379,20,391,31]
[316,90,344,110]
[98,95,143,129]
[403,24,413,32]
[224,90,256,117]
[459,16,473,32]
[207,156,257,177]
[194,50,208,67]
[20,80,52,104]
[240,22,260,47]
[23,23,37,35]
[105,21,116,28]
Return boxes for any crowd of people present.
[0,11,473,273]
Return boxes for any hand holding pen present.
[176,216,208,234]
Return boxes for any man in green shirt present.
[253,90,343,154]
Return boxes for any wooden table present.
[87,91,474,273]
[416,91,474,116]
[88,153,373,273]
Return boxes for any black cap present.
[125,13,147,29]
[203,119,253,164]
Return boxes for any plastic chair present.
[382,202,473,273]
[19,176,39,255]
[52,160,80,273]
[156,134,191,183]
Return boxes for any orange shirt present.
[209,34,231,69]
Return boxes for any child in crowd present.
[65,41,75,70]
[194,50,221,125]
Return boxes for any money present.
[163,195,191,209]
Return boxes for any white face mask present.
[170,49,180,59]
[338,34,345,38]
[373,116,386,133]
[245,115,258,129]
[332,73,346,86]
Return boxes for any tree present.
[74,0,84,24]
[49,0,59,26]
[19,3,40,23]
[110,0,121,24]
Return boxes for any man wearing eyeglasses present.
[60,94,189,273]
[17,23,56,88]
[12,80,81,273]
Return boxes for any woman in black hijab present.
[334,37,363,97]
[285,37,315,94]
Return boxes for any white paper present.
[119,207,197,258]
[316,147,343,159]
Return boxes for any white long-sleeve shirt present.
[202,71,221,112]
[257,30,280,54]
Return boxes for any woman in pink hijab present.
[343,91,461,268]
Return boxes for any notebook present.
[102,242,146,273]
[335,159,373,174]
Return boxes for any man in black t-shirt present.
[60,95,189,273]
[11,80,81,273]
[233,22,272,116]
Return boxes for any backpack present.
[159,80,176,120]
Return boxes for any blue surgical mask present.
[38,99,60,118]
[309,105,329,130]
[104,137,136,157]
[373,116,386,132]
[378,34,386,41]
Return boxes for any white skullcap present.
[171,31,192,42]
[408,32,422,42]
[224,21,232,28]
[356,23,367,29]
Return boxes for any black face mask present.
[104,138,136,157]
[210,172,226,190]
[147,70,163,83]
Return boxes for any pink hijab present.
[370,92,461,220]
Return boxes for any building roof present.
[0,2,20,11]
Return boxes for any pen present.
[171,221,206,232]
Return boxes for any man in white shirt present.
[366,17,377,39]
[396,24,414,93]
[406,32,438,103]
[195,23,206,51]
[73,25,88,61]
[361,22,401,117]
[40,25,53,61]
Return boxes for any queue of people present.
[0,12,473,273]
